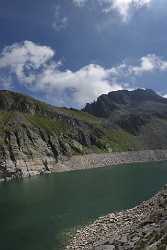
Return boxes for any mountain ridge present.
[1,88,167,180]
[83,88,167,117]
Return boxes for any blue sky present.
[0,0,167,108]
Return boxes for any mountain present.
[1,88,167,180]
[0,90,103,179]
[83,89,167,118]
[83,89,167,148]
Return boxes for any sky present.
[0,0,167,108]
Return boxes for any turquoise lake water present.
[1,161,167,250]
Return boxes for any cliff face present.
[83,89,167,119]
[0,90,109,180]
[83,89,167,149]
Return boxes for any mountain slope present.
[1,89,167,180]
[83,89,167,148]
[83,89,167,118]
[0,90,141,180]
[0,90,102,180]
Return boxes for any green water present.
[1,161,167,250]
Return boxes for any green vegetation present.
[0,111,143,153]
[26,114,70,135]
[0,112,13,145]
[1,89,167,156]
[55,107,102,125]
[98,128,142,152]
[0,112,12,125]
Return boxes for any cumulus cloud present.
[110,54,167,78]
[130,54,167,75]
[0,40,55,84]
[0,41,123,107]
[37,64,123,106]
[1,41,167,108]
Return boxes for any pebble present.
[66,186,167,250]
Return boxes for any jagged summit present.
[83,89,166,118]
[0,88,164,115]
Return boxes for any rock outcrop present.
[0,90,108,180]
[83,89,167,119]
[66,185,167,250]
[83,89,167,147]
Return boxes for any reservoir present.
[1,161,167,250]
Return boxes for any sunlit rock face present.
[0,90,106,180]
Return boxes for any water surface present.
[1,161,167,250]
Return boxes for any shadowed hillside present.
[83,89,167,149]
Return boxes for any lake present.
[1,161,167,250]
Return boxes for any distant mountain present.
[1,89,167,180]
[83,89,167,146]
[83,89,167,118]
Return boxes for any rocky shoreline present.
[66,185,167,250]
[1,149,167,181]
[58,149,167,172]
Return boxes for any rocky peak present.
[82,89,166,118]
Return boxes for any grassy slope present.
[0,110,142,153]
[3,100,167,154]
[26,114,69,135]
[55,108,102,126]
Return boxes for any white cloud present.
[0,40,54,84]
[72,0,152,21]
[52,5,68,31]
[109,54,167,79]
[129,54,167,75]
[102,0,152,21]
[36,64,123,106]
[1,41,167,108]
[0,41,123,107]
[0,41,54,68]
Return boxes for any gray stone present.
[95,245,115,250]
